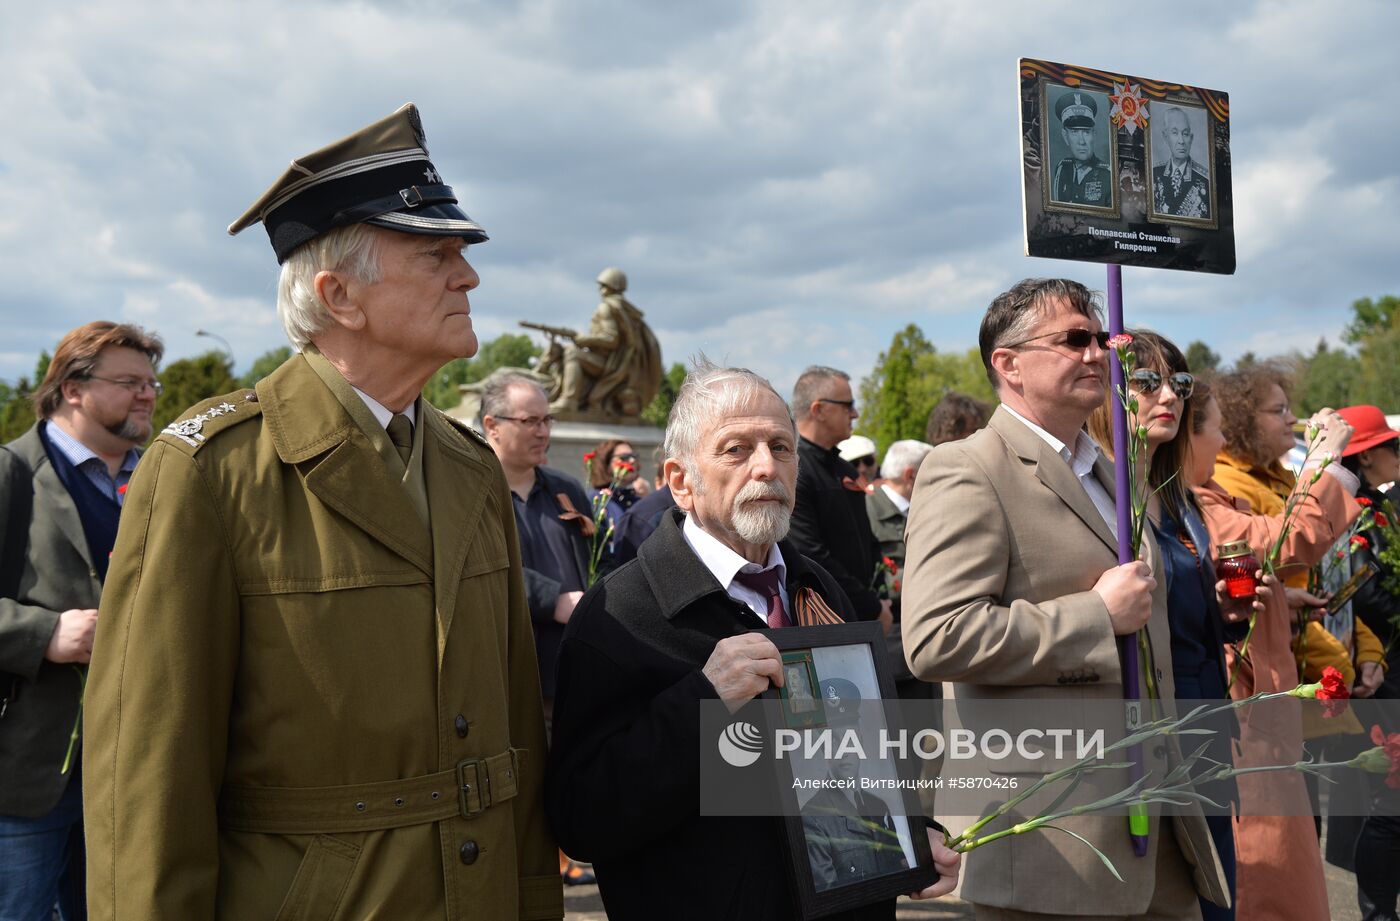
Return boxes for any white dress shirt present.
[350,384,416,429]
[879,482,910,516]
[680,514,789,626]
[1001,405,1118,539]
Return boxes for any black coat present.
[790,437,881,619]
[545,509,895,920]
[518,465,593,698]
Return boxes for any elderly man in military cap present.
[82,104,562,920]
[1051,91,1113,207]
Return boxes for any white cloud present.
[1,0,1398,394]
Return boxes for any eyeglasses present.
[1003,328,1112,351]
[1128,369,1195,399]
[610,452,638,463]
[85,375,163,396]
[817,398,857,411]
[1257,404,1291,419]
[494,414,556,429]
[852,454,877,467]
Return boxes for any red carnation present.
[1351,534,1371,551]
[1106,333,1134,351]
[1317,665,1351,718]
[1376,512,1391,529]
[1371,724,1400,789]
[1356,497,1374,507]
[583,452,596,463]
[118,483,129,496]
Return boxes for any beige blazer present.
[902,407,1228,915]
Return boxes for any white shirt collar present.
[350,385,416,430]
[1000,404,1102,479]
[681,513,786,615]
[879,482,910,515]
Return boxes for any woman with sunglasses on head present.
[1088,330,1258,921]
[1185,371,1361,921]
[588,439,642,551]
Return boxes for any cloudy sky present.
[2,0,1396,398]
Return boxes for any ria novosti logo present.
[717,721,764,767]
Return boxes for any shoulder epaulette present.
[436,409,495,454]
[158,389,262,450]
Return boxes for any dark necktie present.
[387,413,413,467]
[733,568,790,628]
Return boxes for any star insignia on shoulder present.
[161,401,239,447]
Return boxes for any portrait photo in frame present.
[760,622,938,919]
[1145,98,1218,228]
[1041,82,1120,218]
[780,650,828,730]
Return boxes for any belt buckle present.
[457,757,491,819]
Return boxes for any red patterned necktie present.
[733,568,790,628]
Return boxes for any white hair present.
[663,359,793,475]
[276,224,384,350]
[880,439,934,480]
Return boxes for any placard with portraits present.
[1019,58,1234,274]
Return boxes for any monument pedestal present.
[543,420,665,487]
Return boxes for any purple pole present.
[1107,264,1149,858]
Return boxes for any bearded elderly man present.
[82,105,560,920]
[545,363,959,921]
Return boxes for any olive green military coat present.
[83,354,562,920]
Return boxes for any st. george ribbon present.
[1107,264,1151,858]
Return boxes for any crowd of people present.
[1,106,1396,921]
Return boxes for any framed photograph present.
[1018,58,1235,274]
[759,622,938,918]
[780,650,827,730]
[1041,81,1120,218]
[1145,98,1218,228]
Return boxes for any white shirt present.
[1001,405,1118,539]
[681,514,789,625]
[879,483,910,516]
[350,385,417,430]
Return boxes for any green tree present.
[1356,326,1400,410]
[154,351,237,434]
[424,333,541,409]
[857,325,996,453]
[1294,339,1361,416]
[240,346,293,388]
[642,362,687,429]
[1183,340,1221,374]
[1342,294,1400,345]
[0,352,49,443]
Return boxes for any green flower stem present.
[60,665,86,775]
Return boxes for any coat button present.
[455,714,469,739]
[459,840,479,865]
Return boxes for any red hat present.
[1338,405,1400,456]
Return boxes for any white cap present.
[837,435,878,463]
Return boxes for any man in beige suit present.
[901,278,1228,920]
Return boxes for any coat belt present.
[218,749,523,834]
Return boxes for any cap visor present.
[367,203,488,242]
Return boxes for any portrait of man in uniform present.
[1148,102,1215,226]
[800,677,911,893]
[1043,84,1117,215]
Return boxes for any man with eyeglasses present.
[790,366,892,635]
[0,320,163,921]
[478,369,595,886]
[902,278,1229,920]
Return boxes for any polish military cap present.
[228,103,487,263]
[1055,92,1097,130]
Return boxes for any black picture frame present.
[759,621,938,919]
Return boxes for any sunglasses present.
[1128,369,1195,399]
[1004,328,1112,351]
